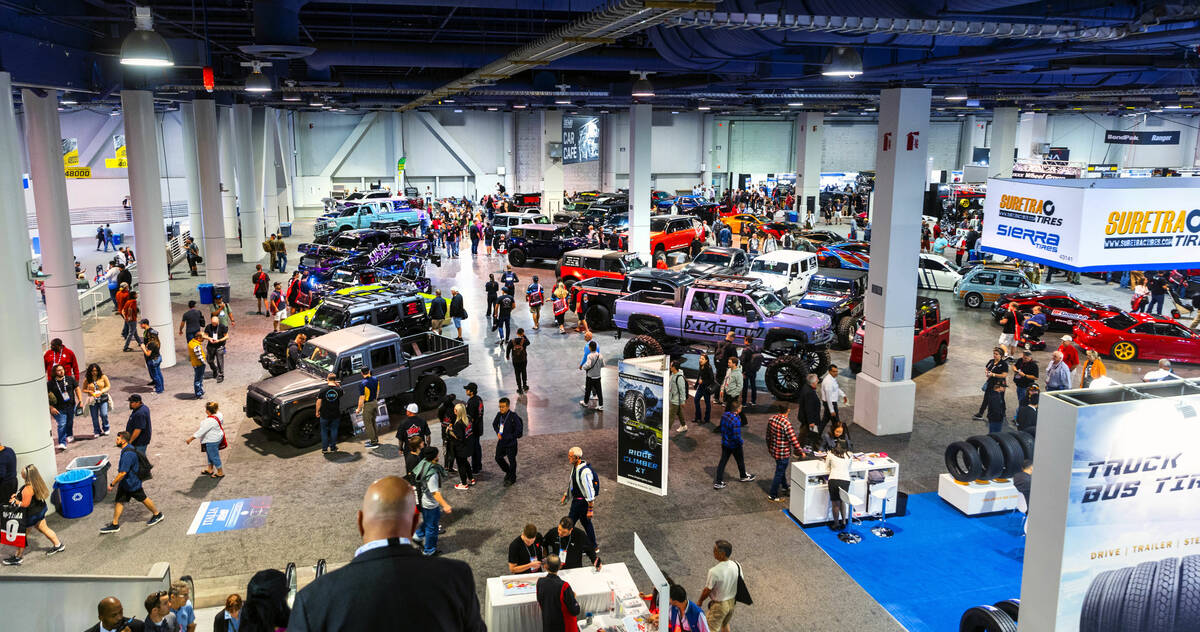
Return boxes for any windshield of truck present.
[649,217,670,232]
[527,215,551,225]
[748,288,786,315]
[300,343,337,375]
[309,305,346,330]
[693,251,732,266]
[331,235,359,249]
[329,269,356,284]
[807,276,853,294]
[623,255,647,271]
[750,259,790,275]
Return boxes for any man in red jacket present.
[43,338,79,381]
[1058,335,1080,372]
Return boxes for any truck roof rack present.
[692,276,764,291]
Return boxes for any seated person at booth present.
[507,523,544,574]
[542,517,600,571]
[822,421,853,453]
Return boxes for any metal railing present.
[26,201,190,229]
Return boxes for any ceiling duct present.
[240,0,314,60]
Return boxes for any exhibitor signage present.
[982,177,1200,271]
[561,115,599,165]
[1104,130,1181,145]
[616,356,669,496]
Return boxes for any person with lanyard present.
[465,383,484,475]
[492,397,523,486]
[48,364,81,451]
[204,315,230,383]
[43,338,79,381]
[500,265,519,295]
[355,367,382,450]
[484,274,500,329]
[536,555,581,632]
[972,347,1009,422]
[561,446,599,550]
[507,523,544,574]
[542,517,600,570]
[526,275,544,330]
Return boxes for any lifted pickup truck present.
[314,201,421,240]
[571,268,694,331]
[613,276,833,400]
[259,290,431,376]
[794,268,868,350]
[246,325,468,447]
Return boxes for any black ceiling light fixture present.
[242,61,273,93]
[120,6,174,67]
[631,71,654,98]
[821,47,862,78]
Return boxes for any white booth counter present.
[484,562,644,632]
[937,472,1022,515]
[789,453,900,526]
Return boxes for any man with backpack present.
[410,447,452,557]
[100,431,163,533]
[561,446,599,550]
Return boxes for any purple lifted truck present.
[613,276,833,401]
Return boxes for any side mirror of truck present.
[745,309,761,322]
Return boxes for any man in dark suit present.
[536,555,581,632]
[797,373,822,436]
[84,597,144,632]
[287,476,485,632]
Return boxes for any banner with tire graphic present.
[616,355,669,496]
[1020,388,1200,631]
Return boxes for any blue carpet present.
[797,492,1025,632]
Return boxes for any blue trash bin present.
[786,211,798,223]
[113,233,123,246]
[54,469,96,519]
[198,283,215,304]
[279,222,293,238]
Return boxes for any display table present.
[577,611,655,632]
[789,453,900,526]
[484,562,640,632]
[937,472,1021,515]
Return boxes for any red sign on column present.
[906,131,920,150]
[882,132,893,151]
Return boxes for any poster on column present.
[1045,394,1200,631]
[562,115,599,165]
[616,355,669,496]
[105,135,127,169]
[62,137,90,178]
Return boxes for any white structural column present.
[179,102,204,245]
[854,88,930,436]
[502,112,516,193]
[194,100,228,285]
[0,74,57,484]
[121,90,177,368]
[700,113,714,191]
[231,104,264,262]
[958,114,976,168]
[274,111,296,224]
[218,107,239,251]
[541,110,564,216]
[627,103,653,261]
[793,112,823,220]
[1016,111,1048,159]
[261,109,280,236]
[23,89,85,366]
[990,107,1020,178]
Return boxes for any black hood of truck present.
[251,370,327,401]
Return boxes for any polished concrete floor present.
[10,216,1196,631]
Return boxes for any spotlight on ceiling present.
[242,61,273,93]
[944,88,969,101]
[697,105,711,111]
[631,72,654,98]
[61,94,78,106]
[788,102,804,107]
[309,99,323,107]
[120,6,174,67]
[820,47,861,78]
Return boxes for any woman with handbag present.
[82,363,111,436]
[552,281,570,333]
[186,401,227,478]
[3,465,64,565]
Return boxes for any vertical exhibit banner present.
[62,137,90,178]
[617,355,669,496]
[105,134,127,169]
[562,115,600,165]
[1020,388,1200,631]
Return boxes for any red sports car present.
[1073,312,1200,364]
[990,290,1125,332]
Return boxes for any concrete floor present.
[9,216,1196,631]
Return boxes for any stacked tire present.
[1080,556,1200,632]
[960,601,1019,631]
[945,430,1035,482]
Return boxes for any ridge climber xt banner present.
[616,355,669,496]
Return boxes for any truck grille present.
[245,391,265,418]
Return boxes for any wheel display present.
[965,292,984,308]
[945,441,983,482]
[987,432,1025,478]
[285,409,320,448]
[413,375,447,409]
[802,349,831,377]
[958,605,1017,632]
[966,435,1005,480]
[1111,341,1138,361]
[508,248,527,266]
[622,334,663,359]
[763,355,806,401]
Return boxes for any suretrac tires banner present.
[616,356,669,496]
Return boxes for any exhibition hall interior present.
[4,0,1200,631]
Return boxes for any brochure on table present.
[616,356,670,496]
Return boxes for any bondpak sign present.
[982,178,1200,271]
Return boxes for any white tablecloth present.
[484,562,639,632]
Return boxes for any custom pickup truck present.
[795,269,868,349]
[259,290,432,376]
[246,325,468,447]
[314,200,421,240]
[607,215,709,265]
[571,268,695,331]
[613,276,833,400]
[849,297,949,374]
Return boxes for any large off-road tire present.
[802,349,831,377]
[413,375,447,409]
[623,335,663,359]
[628,317,664,338]
[763,355,806,401]
[622,391,647,423]
[584,304,611,331]
[966,435,1005,480]
[835,315,856,350]
[958,605,1017,632]
[508,248,527,266]
[653,247,667,267]
[285,409,320,448]
[945,441,983,482]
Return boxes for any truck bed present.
[618,291,678,307]
[400,332,470,377]
[573,276,625,293]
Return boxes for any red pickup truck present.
[555,248,649,286]
[849,297,949,373]
[607,215,708,265]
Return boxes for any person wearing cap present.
[356,367,382,449]
[398,403,431,446]
[449,287,468,342]
[1058,335,1080,375]
[526,275,544,330]
[315,373,344,453]
[124,395,152,456]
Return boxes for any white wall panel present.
[822,122,877,172]
[401,114,469,177]
[928,122,962,173]
[727,120,793,174]
[441,111,506,175]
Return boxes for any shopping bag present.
[0,504,27,548]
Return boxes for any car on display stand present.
[989,290,1124,331]
[917,253,963,291]
[682,246,751,277]
[612,276,834,400]
[1073,312,1200,364]
[794,268,868,349]
[297,238,435,280]
[259,290,433,376]
[607,215,709,265]
[314,200,421,240]
[246,325,469,447]
[570,268,694,331]
[505,224,596,266]
[849,297,950,373]
[954,263,1040,308]
[747,250,819,300]
[829,240,870,255]
[815,245,870,271]
[555,248,648,286]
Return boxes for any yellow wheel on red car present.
[1111,341,1137,361]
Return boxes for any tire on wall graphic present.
[1079,556,1200,632]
